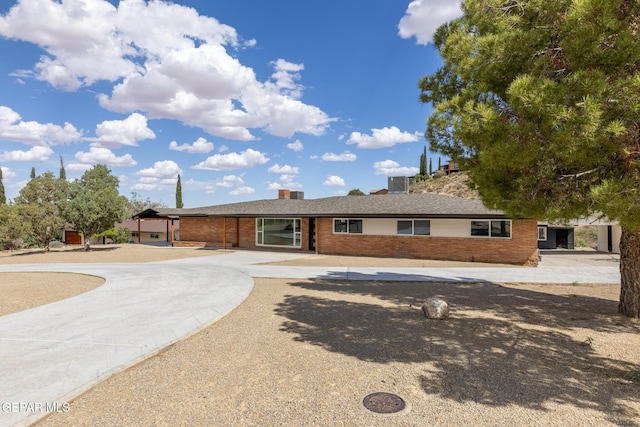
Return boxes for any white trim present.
[256,218,302,248]
[470,219,512,239]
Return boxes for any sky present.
[0,0,462,208]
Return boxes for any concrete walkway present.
[0,251,620,427]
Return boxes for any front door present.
[556,229,569,249]
[309,218,316,251]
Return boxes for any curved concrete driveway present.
[0,250,620,427]
[0,257,254,427]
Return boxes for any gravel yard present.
[1,245,638,426]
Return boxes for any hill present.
[410,171,480,199]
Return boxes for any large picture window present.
[471,220,511,238]
[334,219,363,234]
[257,218,301,247]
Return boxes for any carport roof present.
[134,193,508,219]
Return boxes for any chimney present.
[278,189,291,199]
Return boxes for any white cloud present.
[230,186,255,195]
[192,148,269,171]
[0,146,54,162]
[0,106,81,146]
[91,113,155,148]
[215,174,244,188]
[0,165,16,179]
[373,160,419,176]
[347,126,421,149]
[131,159,182,191]
[398,0,463,45]
[268,164,299,174]
[137,160,183,178]
[1,0,334,140]
[323,175,345,187]
[321,151,357,162]
[169,137,214,154]
[71,147,137,168]
[287,140,304,152]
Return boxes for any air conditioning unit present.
[388,176,409,194]
[290,191,304,200]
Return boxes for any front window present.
[538,226,548,241]
[397,220,431,236]
[334,219,363,234]
[471,220,511,238]
[257,218,301,247]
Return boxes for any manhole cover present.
[362,392,406,414]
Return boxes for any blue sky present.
[0,0,462,207]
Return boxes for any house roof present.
[134,193,508,219]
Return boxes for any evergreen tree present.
[0,166,5,205]
[419,145,427,177]
[61,164,129,251]
[176,174,183,208]
[30,167,35,180]
[15,171,66,251]
[420,0,640,317]
[59,155,66,180]
[429,158,433,176]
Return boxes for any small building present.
[135,191,539,266]
[537,224,575,250]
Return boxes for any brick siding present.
[176,216,538,265]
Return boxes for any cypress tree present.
[176,174,183,208]
[59,155,66,180]
[419,145,427,177]
[30,167,36,180]
[0,166,5,205]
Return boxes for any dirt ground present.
[2,244,638,426]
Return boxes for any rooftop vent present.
[388,176,409,194]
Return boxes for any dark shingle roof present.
[136,193,507,219]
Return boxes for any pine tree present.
[176,174,183,208]
[0,166,6,205]
[420,0,640,317]
[59,155,66,180]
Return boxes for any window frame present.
[333,218,363,234]
[538,226,548,241]
[396,219,431,236]
[256,218,302,248]
[470,219,512,239]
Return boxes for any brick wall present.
[177,216,538,265]
[178,217,240,248]
[316,218,538,265]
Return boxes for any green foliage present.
[59,155,66,181]
[420,0,640,229]
[0,166,5,205]
[30,167,35,180]
[97,227,131,244]
[176,174,183,208]
[419,145,427,177]
[128,191,167,217]
[574,226,598,249]
[61,164,129,251]
[15,171,67,251]
[347,188,365,196]
[0,204,27,250]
